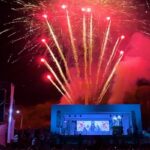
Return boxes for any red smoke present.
[109,32,150,104]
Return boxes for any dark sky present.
[0,1,61,106]
[0,0,150,106]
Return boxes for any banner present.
[0,124,7,146]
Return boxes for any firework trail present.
[88,13,93,83]
[82,12,89,104]
[96,17,111,88]
[65,8,80,78]
[41,58,72,103]
[47,74,71,104]
[42,5,124,104]
[82,14,88,81]
[43,15,72,82]
[97,51,124,104]
[102,35,125,82]
[1,0,150,104]
[41,38,71,92]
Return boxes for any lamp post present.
[16,110,23,129]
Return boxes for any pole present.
[20,115,23,129]
[7,83,15,143]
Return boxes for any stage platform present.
[51,104,142,136]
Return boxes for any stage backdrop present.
[51,104,142,136]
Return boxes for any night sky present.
[0,1,61,106]
[0,0,150,106]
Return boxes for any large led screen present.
[77,120,110,134]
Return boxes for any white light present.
[112,116,117,120]
[117,115,122,119]
[43,14,48,19]
[121,35,125,40]
[61,4,67,9]
[106,16,111,21]
[16,110,20,114]
[81,8,86,12]
[120,51,124,55]
[9,108,13,114]
[47,75,51,80]
[41,58,45,62]
[41,39,46,43]
[86,8,91,12]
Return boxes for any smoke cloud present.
[109,32,150,104]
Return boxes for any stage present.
[51,104,142,136]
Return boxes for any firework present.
[1,0,149,64]
[65,7,80,78]
[88,13,93,82]
[96,17,111,88]
[46,74,71,103]
[40,4,125,104]
[1,0,150,104]
[43,14,72,82]
[41,38,71,92]
[102,35,125,82]
[41,58,72,103]
[97,51,124,104]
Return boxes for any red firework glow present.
[41,38,46,43]
[5,0,144,104]
[47,74,51,80]
[42,14,48,19]
[81,7,86,12]
[61,4,67,9]
[121,35,125,40]
[120,51,124,55]
[32,1,126,104]
[40,58,45,63]
[106,16,111,21]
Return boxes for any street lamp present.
[16,110,20,114]
[15,110,23,129]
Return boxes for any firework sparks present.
[41,58,72,103]
[102,35,125,80]
[43,15,72,82]
[82,11,89,104]
[96,17,111,88]
[47,74,71,103]
[41,38,71,92]
[82,12,88,82]
[97,51,124,104]
[64,7,80,78]
[88,13,93,83]
[2,0,150,104]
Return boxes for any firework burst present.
[1,0,150,104]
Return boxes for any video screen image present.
[77,121,110,134]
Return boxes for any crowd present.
[0,128,149,150]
